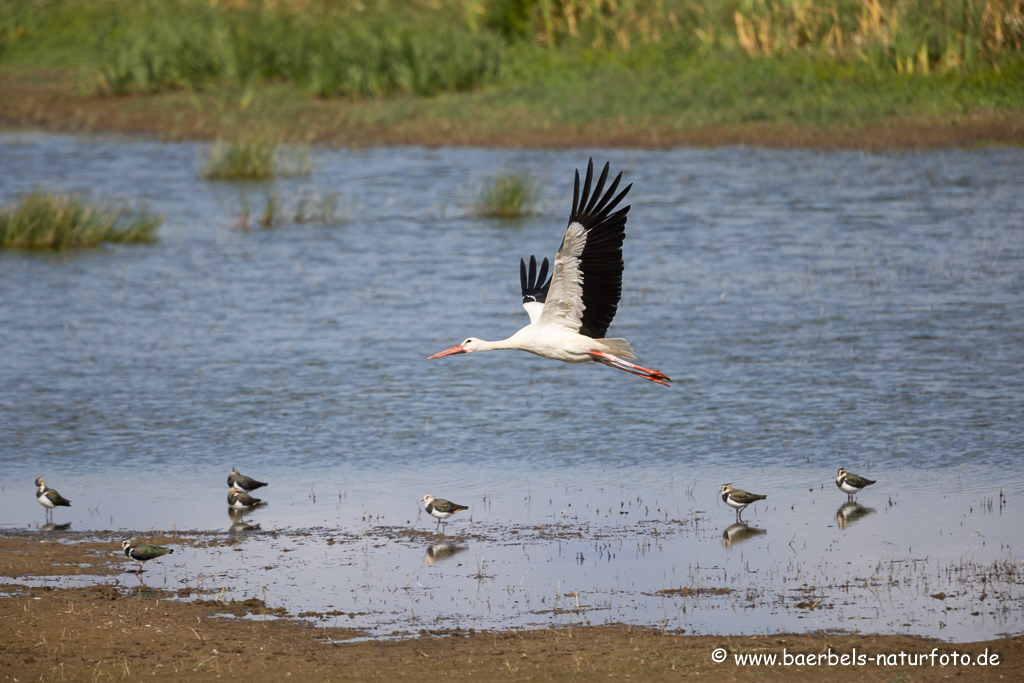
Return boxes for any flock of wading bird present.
[32,160,877,572]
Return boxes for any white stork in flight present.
[428,159,671,386]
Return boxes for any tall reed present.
[2,0,1019,91]
[530,0,1023,73]
[85,0,505,97]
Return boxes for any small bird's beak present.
[428,345,466,359]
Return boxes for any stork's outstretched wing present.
[519,255,551,325]
[539,159,631,338]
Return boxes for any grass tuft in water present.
[202,139,311,180]
[293,190,344,224]
[0,190,159,248]
[471,170,542,218]
[232,190,348,230]
[259,192,279,228]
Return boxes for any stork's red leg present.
[589,351,671,386]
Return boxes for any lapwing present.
[422,494,468,533]
[228,467,267,492]
[35,477,71,522]
[228,488,263,510]
[121,539,173,574]
[835,468,876,501]
[719,484,767,523]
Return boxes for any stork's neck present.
[474,336,519,352]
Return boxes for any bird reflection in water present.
[425,541,468,567]
[836,501,874,529]
[40,522,72,532]
[131,580,159,600]
[228,508,261,533]
[722,522,767,548]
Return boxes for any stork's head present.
[428,338,483,358]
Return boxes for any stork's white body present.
[429,160,670,386]
[466,319,635,365]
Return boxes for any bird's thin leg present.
[589,352,671,386]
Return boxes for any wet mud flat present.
[2,579,1022,682]
[2,527,1023,681]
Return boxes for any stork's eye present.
[464,339,472,345]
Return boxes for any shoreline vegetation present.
[0,0,1022,150]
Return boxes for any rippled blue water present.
[1,133,1022,640]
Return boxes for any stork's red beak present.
[428,344,466,359]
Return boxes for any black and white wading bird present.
[428,159,671,386]
[35,477,71,522]
[422,494,469,533]
[719,484,767,523]
[835,468,876,501]
[228,488,263,510]
[121,539,174,575]
[227,467,267,493]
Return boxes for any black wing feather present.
[520,255,552,304]
[561,158,631,339]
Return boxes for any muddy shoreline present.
[2,69,1023,150]
[1,532,1022,681]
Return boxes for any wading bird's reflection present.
[228,508,261,533]
[40,522,72,532]
[425,541,468,567]
[131,579,159,600]
[722,522,767,548]
[836,501,874,529]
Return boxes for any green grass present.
[0,0,1021,134]
[471,170,542,218]
[202,139,311,180]
[0,190,160,248]
[0,0,505,97]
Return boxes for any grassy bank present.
[0,0,1021,146]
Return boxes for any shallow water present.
[1,133,1022,642]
